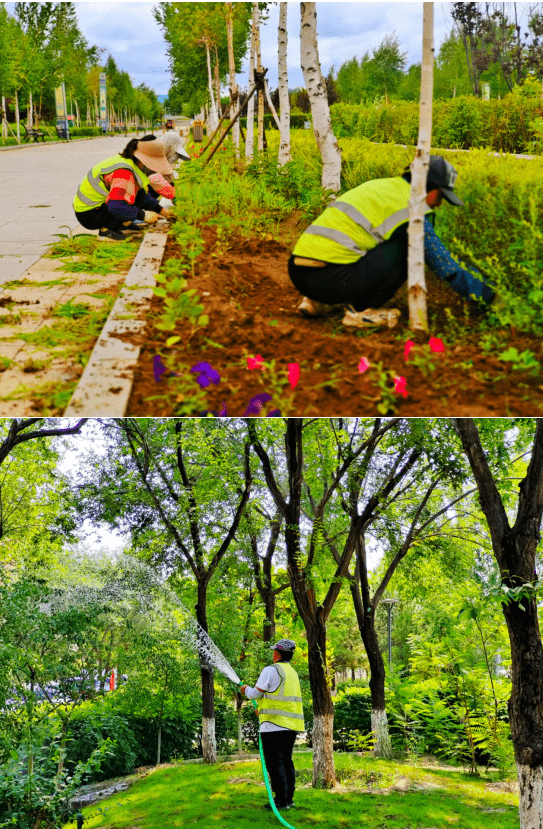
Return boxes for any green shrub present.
[333,688,372,751]
[69,127,102,137]
[63,710,139,781]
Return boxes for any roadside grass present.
[66,752,519,829]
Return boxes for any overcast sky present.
[6,1,459,97]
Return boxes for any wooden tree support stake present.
[203,68,267,165]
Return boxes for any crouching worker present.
[288,155,495,327]
[240,639,304,812]
[147,133,192,203]
[73,137,175,241]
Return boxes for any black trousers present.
[288,229,409,312]
[260,729,297,806]
[74,189,147,232]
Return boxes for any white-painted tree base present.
[372,708,393,759]
[518,762,543,828]
[312,713,336,787]
[202,716,217,764]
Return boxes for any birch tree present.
[407,2,433,333]
[451,418,543,829]
[300,2,342,191]
[245,10,256,160]
[277,2,291,166]
[225,2,240,154]
[253,2,265,152]
[199,35,219,132]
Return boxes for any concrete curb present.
[64,230,167,415]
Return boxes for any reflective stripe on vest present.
[292,177,434,264]
[257,663,305,732]
[73,155,149,213]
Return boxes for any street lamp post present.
[381,598,399,671]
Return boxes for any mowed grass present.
[65,752,519,829]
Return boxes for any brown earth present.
[126,226,543,416]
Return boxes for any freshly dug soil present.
[126,227,543,416]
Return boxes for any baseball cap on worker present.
[270,639,296,652]
[133,139,174,176]
[428,156,464,206]
[402,155,464,206]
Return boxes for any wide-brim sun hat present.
[133,140,174,176]
[158,132,191,161]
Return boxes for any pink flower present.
[404,340,415,362]
[394,376,408,398]
[288,363,300,388]
[247,355,264,371]
[429,337,445,353]
[358,357,370,373]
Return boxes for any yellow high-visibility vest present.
[73,154,150,213]
[293,177,435,264]
[257,662,305,732]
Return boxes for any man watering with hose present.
[240,639,304,812]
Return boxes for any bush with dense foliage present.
[330,95,543,153]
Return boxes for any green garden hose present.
[240,685,299,829]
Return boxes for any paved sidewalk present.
[0,135,134,283]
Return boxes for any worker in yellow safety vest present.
[288,155,495,328]
[241,639,304,811]
[73,136,174,241]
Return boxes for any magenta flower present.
[404,340,415,362]
[358,357,370,373]
[429,337,445,353]
[247,355,264,371]
[288,363,300,388]
[394,376,408,398]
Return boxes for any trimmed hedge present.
[331,95,543,153]
[69,126,103,137]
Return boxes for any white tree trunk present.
[202,716,217,764]
[15,89,20,143]
[518,763,543,827]
[407,1,434,333]
[205,41,219,132]
[1,96,6,140]
[371,708,393,759]
[226,3,240,155]
[312,713,335,788]
[277,3,291,166]
[245,10,257,160]
[264,79,280,130]
[28,91,33,128]
[300,2,341,191]
[75,99,80,128]
[253,2,265,152]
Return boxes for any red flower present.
[358,357,370,373]
[247,355,264,370]
[394,376,408,398]
[404,340,415,362]
[288,363,300,388]
[429,337,445,353]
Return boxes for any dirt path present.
[126,227,543,416]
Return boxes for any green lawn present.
[65,752,519,829]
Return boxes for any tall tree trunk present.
[407,1,434,333]
[15,90,20,143]
[300,2,341,191]
[196,581,217,764]
[264,593,276,642]
[350,574,393,758]
[277,3,291,166]
[28,91,33,128]
[246,8,257,160]
[452,418,543,829]
[253,2,265,152]
[225,2,240,154]
[303,614,335,787]
[204,40,219,131]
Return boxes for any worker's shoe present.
[298,297,343,317]
[98,227,126,241]
[264,801,290,811]
[342,306,401,328]
[122,221,145,231]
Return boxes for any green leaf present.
[198,314,209,326]
[166,336,182,347]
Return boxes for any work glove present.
[143,211,160,224]
[160,208,174,220]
